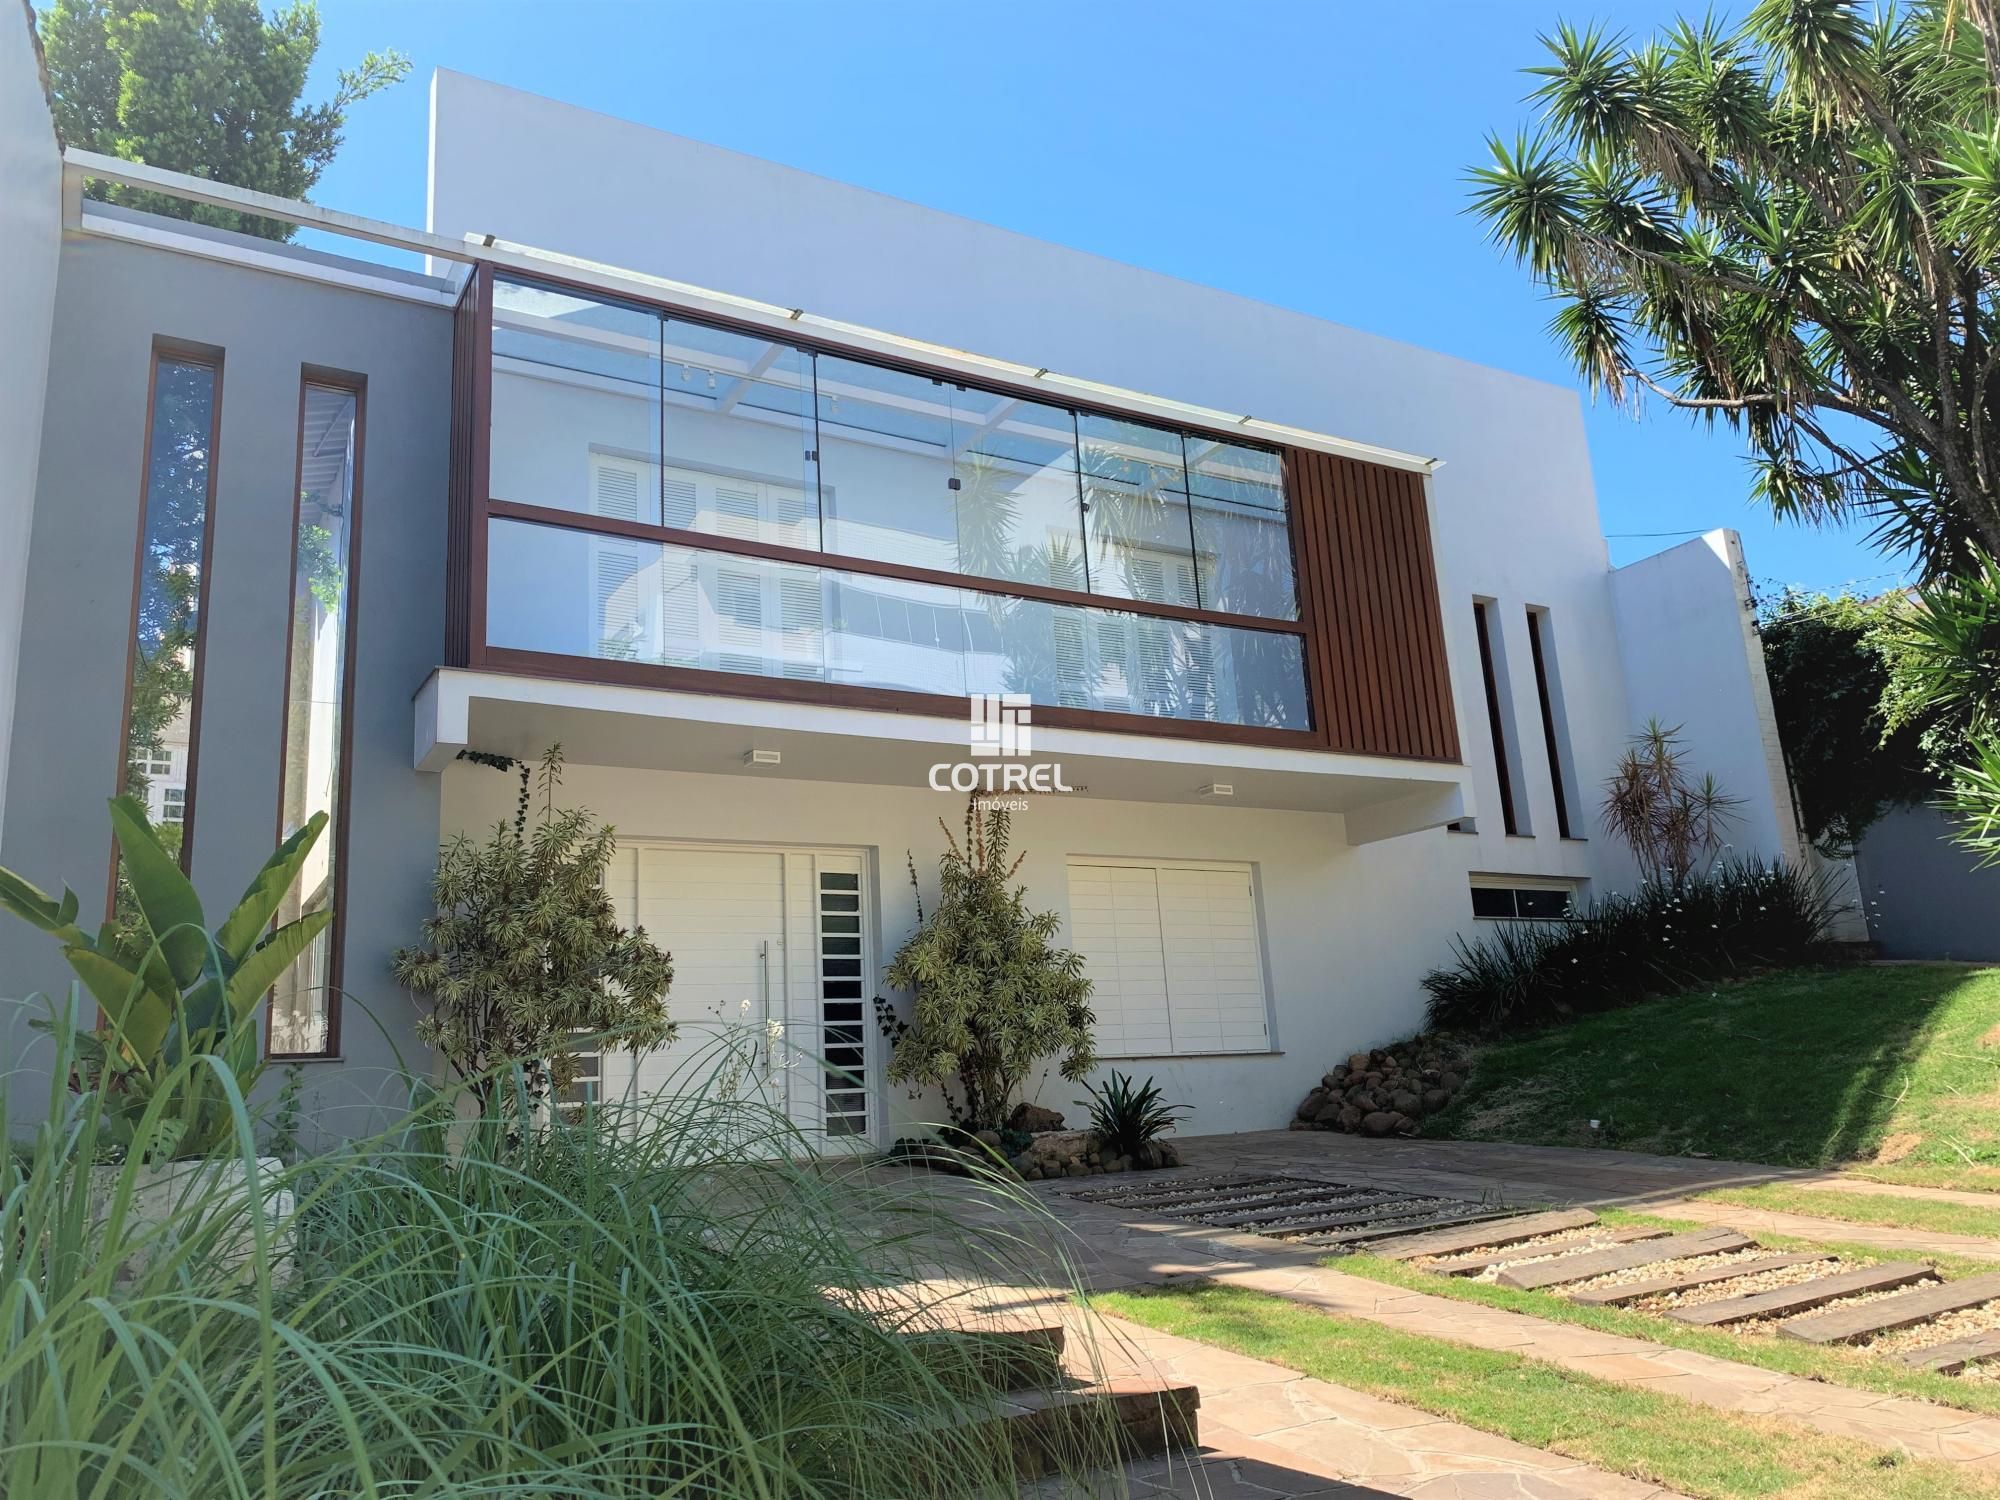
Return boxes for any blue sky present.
[305,0,1910,600]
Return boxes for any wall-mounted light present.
[1198,782,1234,798]
[743,749,782,768]
[706,372,718,390]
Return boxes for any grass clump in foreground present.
[1428,963,2000,1170]
[1699,1183,2000,1239]
[1098,1281,2000,1500]
[0,1006,1114,1499]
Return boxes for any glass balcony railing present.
[485,518,1309,730]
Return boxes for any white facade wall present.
[0,8,61,842]
[410,72,1811,1132]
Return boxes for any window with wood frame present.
[268,378,363,1058]
[115,349,221,909]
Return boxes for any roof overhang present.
[414,669,1467,845]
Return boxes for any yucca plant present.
[1080,1070,1189,1159]
[0,797,328,1159]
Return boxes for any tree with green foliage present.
[392,747,674,1118]
[1758,588,1935,854]
[1467,0,2000,578]
[40,0,408,241]
[1878,550,2000,863]
[884,798,1094,1133]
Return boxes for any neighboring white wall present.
[1609,530,1802,872]
[0,4,62,841]
[440,760,1483,1138]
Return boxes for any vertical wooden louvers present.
[444,266,492,669]
[1286,448,1460,762]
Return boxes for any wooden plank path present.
[1371,1208,1598,1261]
[1432,1227,1668,1278]
[1567,1253,1828,1307]
[1298,1205,1524,1248]
[1496,1228,1753,1292]
[1670,1262,1934,1327]
[1781,1271,2000,1346]
[1203,1190,1408,1229]
[1900,1331,2000,1374]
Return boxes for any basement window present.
[1469,878,1578,922]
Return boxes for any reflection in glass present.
[120,356,218,889]
[491,277,662,518]
[816,356,957,569]
[951,393,1086,591]
[486,519,1307,729]
[270,383,358,1057]
[661,319,818,548]
[1187,440,1297,619]
[1076,414,1197,608]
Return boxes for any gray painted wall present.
[0,230,452,1142]
[1856,804,2000,962]
[0,3,62,849]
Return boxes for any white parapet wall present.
[1609,529,1812,878]
[0,3,62,843]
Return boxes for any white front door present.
[597,841,874,1149]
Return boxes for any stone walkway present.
[1021,1306,1687,1499]
[888,1130,2000,1482]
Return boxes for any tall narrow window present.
[1526,607,1578,840]
[117,351,221,901]
[1473,599,1524,836]
[269,378,362,1058]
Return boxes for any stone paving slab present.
[1019,1310,1688,1500]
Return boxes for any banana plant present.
[0,796,329,1158]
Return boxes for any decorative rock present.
[1348,1052,1371,1072]
[1297,1088,1329,1120]
[973,1129,1003,1149]
[1360,1110,1397,1137]
[1336,1104,1363,1130]
[1391,1090,1422,1117]
[1009,1102,1066,1134]
[1312,1096,1346,1124]
[1422,1088,1451,1113]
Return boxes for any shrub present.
[0,1008,1113,1497]
[393,746,673,1117]
[883,798,1094,1132]
[1422,858,1838,1035]
[1080,1071,1189,1158]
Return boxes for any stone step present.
[993,1377,1201,1481]
[905,1320,1067,1391]
[1567,1253,1829,1307]
[1780,1271,2000,1345]
[1204,1189,1410,1228]
[1496,1228,1755,1292]
[1371,1207,1599,1261]
[1298,1205,1522,1248]
[1669,1262,1935,1327]
[1432,1226,1669,1278]
[1899,1331,2000,1374]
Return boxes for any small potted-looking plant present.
[0,796,329,1278]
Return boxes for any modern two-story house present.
[0,25,1813,1144]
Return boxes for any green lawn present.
[1097,1282,2000,1499]
[1429,964,2000,1171]
[1699,1183,2000,1238]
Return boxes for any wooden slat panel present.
[1285,448,1459,761]
[1370,1208,1599,1261]
[1900,1332,2000,1373]
[1568,1253,1827,1307]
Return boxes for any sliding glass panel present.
[270,381,358,1057]
[490,277,662,520]
[1076,413,1197,607]
[661,318,818,548]
[1186,440,1296,620]
[815,355,959,570]
[950,392,1087,591]
[487,518,1307,728]
[487,517,827,681]
[120,355,218,882]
